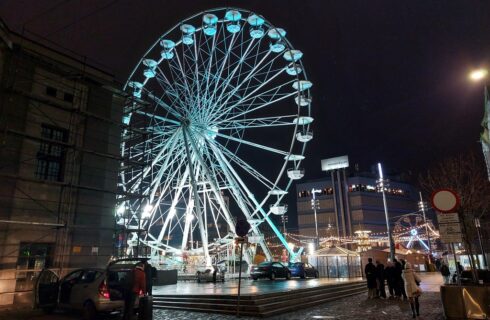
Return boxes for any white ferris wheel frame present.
[118,7,313,266]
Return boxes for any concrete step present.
[153,281,366,317]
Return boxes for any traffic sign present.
[431,189,460,213]
[436,212,460,224]
[439,222,463,243]
[235,219,251,237]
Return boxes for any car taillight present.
[139,289,144,296]
[99,280,110,299]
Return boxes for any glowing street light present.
[377,163,395,262]
[469,68,488,82]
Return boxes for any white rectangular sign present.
[436,212,460,224]
[247,236,263,244]
[321,155,349,171]
[439,222,463,243]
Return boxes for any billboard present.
[321,155,349,171]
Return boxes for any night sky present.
[1,1,489,228]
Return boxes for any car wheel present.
[315,271,319,278]
[300,271,306,279]
[252,277,258,281]
[286,272,291,280]
[82,301,97,320]
[270,272,276,281]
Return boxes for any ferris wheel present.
[393,214,433,250]
[117,8,313,266]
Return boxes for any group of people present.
[365,258,422,318]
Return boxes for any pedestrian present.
[375,260,386,299]
[143,260,154,296]
[439,261,450,284]
[364,258,377,299]
[453,261,464,283]
[435,258,441,271]
[402,262,422,318]
[123,262,147,320]
[393,258,407,299]
[385,261,397,299]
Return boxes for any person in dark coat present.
[364,258,377,299]
[385,261,397,299]
[375,260,386,298]
[393,258,407,299]
[143,260,154,296]
[440,261,450,284]
[123,262,147,320]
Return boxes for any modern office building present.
[0,20,124,305]
[296,172,420,239]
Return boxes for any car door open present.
[35,269,59,311]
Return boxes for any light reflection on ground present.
[153,277,363,296]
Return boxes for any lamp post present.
[311,188,322,248]
[281,215,288,234]
[469,68,490,181]
[418,193,432,263]
[377,163,395,262]
[474,217,488,270]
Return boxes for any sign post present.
[235,219,250,317]
[431,189,462,284]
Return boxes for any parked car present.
[288,262,319,279]
[196,266,225,283]
[250,261,291,280]
[35,258,151,320]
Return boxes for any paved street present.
[0,273,444,320]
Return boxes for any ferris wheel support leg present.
[156,166,190,243]
[185,129,257,266]
[206,142,272,261]
[209,141,297,260]
[182,127,212,266]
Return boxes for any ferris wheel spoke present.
[210,140,275,189]
[217,87,297,125]
[143,93,183,122]
[215,72,293,122]
[206,37,259,118]
[185,129,237,232]
[208,130,289,156]
[217,114,298,130]
[207,50,274,120]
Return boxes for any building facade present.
[296,173,420,239]
[0,21,124,305]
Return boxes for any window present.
[45,86,57,97]
[63,92,74,103]
[35,125,68,181]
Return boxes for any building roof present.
[313,245,359,256]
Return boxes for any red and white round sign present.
[431,189,460,213]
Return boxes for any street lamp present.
[376,163,395,262]
[469,68,488,82]
[311,188,322,248]
[418,193,432,263]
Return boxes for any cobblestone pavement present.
[0,273,444,320]
[153,291,444,320]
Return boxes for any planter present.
[440,285,489,319]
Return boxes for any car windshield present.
[290,263,302,267]
[258,262,272,267]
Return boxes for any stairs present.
[153,280,366,317]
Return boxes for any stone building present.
[0,20,124,305]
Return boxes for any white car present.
[35,258,151,320]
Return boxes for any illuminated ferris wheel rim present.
[118,7,314,264]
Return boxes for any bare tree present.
[419,151,490,272]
